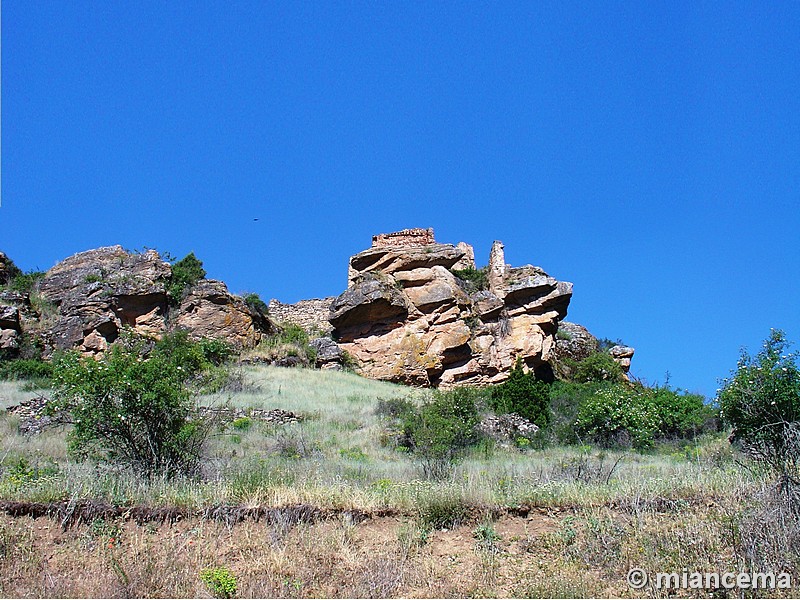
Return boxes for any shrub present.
[278,323,309,346]
[570,351,624,383]
[50,331,215,477]
[166,252,206,304]
[401,388,481,479]
[575,384,660,450]
[547,381,603,445]
[575,383,715,450]
[491,358,551,428]
[649,386,714,439]
[9,271,45,294]
[0,359,54,385]
[197,338,234,366]
[718,330,800,500]
[231,417,252,431]
[200,566,237,599]
[242,292,269,315]
[451,266,489,292]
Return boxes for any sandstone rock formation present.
[15,246,276,356]
[38,247,171,354]
[609,345,635,379]
[550,322,599,380]
[329,229,574,387]
[551,321,635,381]
[174,280,276,348]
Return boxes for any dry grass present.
[2,497,797,598]
[1,365,799,596]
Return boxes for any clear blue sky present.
[3,2,799,397]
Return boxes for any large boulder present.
[0,304,22,356]
[37,246,171,354]
[33,246,275,356]
[173,280,276,349]
[330,229,574,387]
[551,322,636,381]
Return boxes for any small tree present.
[718,330,800,506]
[491,358,551,428]
[167,252,206,304]
[51,331,215,477]
[402,388,481,479]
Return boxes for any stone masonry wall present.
[268,297,336,335]
[372,228,435,248]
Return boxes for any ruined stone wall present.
[268,297,336,335]
[372,228,435,248]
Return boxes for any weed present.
[200,566,238,599]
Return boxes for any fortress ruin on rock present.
[270,228,632,387]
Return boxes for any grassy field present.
[0,365,797,597]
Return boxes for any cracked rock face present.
[329,231,573,387]
[34,246,274,356]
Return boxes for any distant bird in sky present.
[253,218,259,221]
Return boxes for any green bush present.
[166,252,206,305]
[575,383,714,450]
[491,359,551,428]
[451,266,489,292]
[575,384,658,449]
[278,323,309,346]
[9,271,45,294]
[197,338,234,366]
[547,381,604,445]
[718,330,800,490]
[50,331,216,477]
[242,292,269,315]
[401,388,481,479]
[650,386,713,439]
[0,359,54,385]
[200,566,237,599]
[231,417,252,431]
[570,352,624,383]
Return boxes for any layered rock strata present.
[329,230,573,387]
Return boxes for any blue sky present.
[2,1,799,397]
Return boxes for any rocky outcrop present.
[309,337,344,370]
[550,322,600,380]
[551,321,635,380]
[477,413,540,449]
[330,229,573,387]
[0,304,21,355]
[609,345,635,379]
[36,247,171,355]
[0,252,21,286]
[174,280,277,348]
[17,246,276,356]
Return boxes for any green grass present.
[0,364,761,517]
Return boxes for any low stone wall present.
[267,297,336,335]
